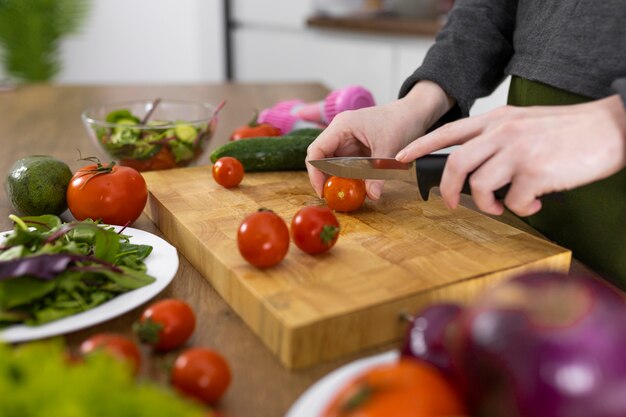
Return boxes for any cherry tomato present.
[323,176,366,213]
[134,298,196,352]
[120,146,177,171]
[212,157,244,188]
[229,112,282,141]
[321,359,466,417]
[171,348,232,404]
[291,206,340,255]
[237,209,289,268]
[67,161,147,225]
[79,333,142,375]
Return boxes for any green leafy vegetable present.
[0,215,155,328]
[0,341,205,417]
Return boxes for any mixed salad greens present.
[95,108,208,163]
[0,215,155,328]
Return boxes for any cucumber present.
[210,129,323,172]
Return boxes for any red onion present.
[448,272,626,417]
[401,303,463,376]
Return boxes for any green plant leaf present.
[0,0,91,82]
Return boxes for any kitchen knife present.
[308,155,510,201]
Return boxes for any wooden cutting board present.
[142,166,571,369]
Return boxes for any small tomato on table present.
[229,112,281,140]
[134,298,196,352]
[66,160,147,226]
[171,348,232,405]
[237,209,289,268]
[79,333,142,376]
[291,206,340,255]
[212,156,244,188]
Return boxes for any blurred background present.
[0,0,508,113]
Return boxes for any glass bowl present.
[81,99,218,171]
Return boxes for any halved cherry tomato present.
[79,333,142,375]
[212,157,244,188]
[171,348,232,405]
[237,209,289,268]
[134,298,196,352]
[67,160,147,225]
[323,176,366,213]
[321,359,466,417]
[229,112,281,141]
[291,206,340,255]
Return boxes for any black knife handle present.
[415,154,510,201]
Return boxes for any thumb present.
[366,180,385,200]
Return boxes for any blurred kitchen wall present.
[57,0,226,83]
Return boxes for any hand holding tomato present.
[213,157,244,188]
[324,176,366,213]
[134,299,196,352]
[237,209,290,268]
[172,348,232,405]
[67,160,147,225]
[79,333,142,375]
[291,206,340,255]
[321,359,466,417]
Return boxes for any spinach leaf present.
[0,215,157,327]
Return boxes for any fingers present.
[305,122,356,198]
[395,112,489,162]
[306,144,331,198]
[437,130,504,210]
[503,178,543,217]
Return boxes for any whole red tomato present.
[322,359,466,417]
[323,176,366,213]
[79,333,142,375]
[134,298,196,352]
[212,157,244,188]
[67,161,147,225]
[291,206,340,255]
[237,209,290,268]
[171,348,232,405]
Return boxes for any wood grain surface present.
[0,84,596,416]
[142,164,571,368]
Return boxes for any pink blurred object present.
[258,85,375,133]
[257,107,324,134]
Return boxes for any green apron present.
[507,76,626,289]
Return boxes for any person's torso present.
[507,0,626,99]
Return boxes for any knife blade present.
[308,155,510,201]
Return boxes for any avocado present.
[5,155,73,216]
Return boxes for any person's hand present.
[306,81,453,200]
[396,95,626,216]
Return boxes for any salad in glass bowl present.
[82,99,221,171]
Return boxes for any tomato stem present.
[247,110,260,127]
[320,225,340,246]
[340,383,374,413]
[133,318,164,345]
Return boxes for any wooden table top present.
[0,83,598,417]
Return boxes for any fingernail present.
[395,150,406,161]
[369,182,383,200]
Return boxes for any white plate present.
[286,350,399,417]
[0,226,178,342]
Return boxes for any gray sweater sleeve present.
[613,79,626,109]
[399,0,518,126]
